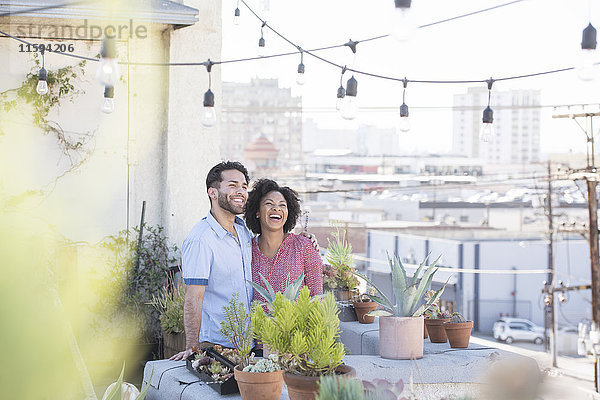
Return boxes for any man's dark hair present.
[244,179,301,235]
[205,161,250,193]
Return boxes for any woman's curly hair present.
[244,178,301,235]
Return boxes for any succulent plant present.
[450,312,468,323]
[242,355,281,373]
[316,375,365,400]
[363,378,406,400]
[247,272,305,315]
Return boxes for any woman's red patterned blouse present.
[251,233,324,303]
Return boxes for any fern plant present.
[251,287,346,376]
[219,293,253,368]
[354,254,447,318]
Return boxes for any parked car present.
[493,318,544,344]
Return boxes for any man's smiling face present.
[214,169,248,215]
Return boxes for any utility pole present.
[553,111,600,391]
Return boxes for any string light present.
[296,48,306,85]
[480,78,495,142]
[234,1,241,26]
[392,0,416,42]
[398,78,410,133]
[96,37,119,86]
[201,60,216,128]
[36,48,48,95]
[340,75,358,120]
[335,67,346,111]
[101,86,115,114]
[577,23,598,81]
[258,22,266,57]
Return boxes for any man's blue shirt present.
[182,212,253,347]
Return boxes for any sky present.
[220,0,600,155]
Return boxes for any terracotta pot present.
[283,364,356,400]
[234,365,284,400]
[379,316,424,360]
[424,320,429,339]
[444,321,474,348]
[424,318,451,343]
[353,301,378,324]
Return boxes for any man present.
[170,161,253,361]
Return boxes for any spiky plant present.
[354,254,447,317]
[316,376,365,400]
[219,292,253,368]
[450,312,468,323]
[324,227,359,290]
[247,272,305,315]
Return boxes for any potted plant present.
[219,293,284,400]
[352,292,378,324]
[423,290,451,343]
[444,312,474,348]
[147,269,185,358]
[355,254,446,359]
[252,287,355,400]
[323,227,360,302]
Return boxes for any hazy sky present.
[220,0,600,155]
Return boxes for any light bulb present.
[336,85,345,110]
[96,57,119,86]
[577,49,598,81]
[479,123,494,142]
[391,2,416,42]
[201,107,216,127]
[296,63,306,85]
[101,97,115,114]
[36,80,48,95]
[340,96,358,120]
[398,117,411,133]
[233,8,241,25]
[258,37,266,57]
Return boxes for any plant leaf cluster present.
[147,270,184,334]
[355,254,446,318]
[219,292,253,368]
[252,287,345,376]
[323,226,359,290]
[247,272,305,315]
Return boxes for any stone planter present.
[424,318,451,343]
[379,316,424,360]
[444,321,474,348]
[163,332,185,359]
[353,301,378,324]
[234,366,284,400]
[283,364,356,400]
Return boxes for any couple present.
[170,161,323,361]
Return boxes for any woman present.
[244,179,323,303]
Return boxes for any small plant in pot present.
[252,286,354,400]
[423,290,451,343]
[352,290,378,324]
[354,254,446,360]
[323,227,360,301]
[219,293,284,400]
[444,312,474,348]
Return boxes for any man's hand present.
[169,347,195,361]
[300,231,319,251]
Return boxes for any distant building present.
[453,88,541,164]
[221,78,302,171]
[244,135,279,173]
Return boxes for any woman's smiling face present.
[258,190,288,233]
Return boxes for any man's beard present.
[217,190,244,215]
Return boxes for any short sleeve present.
[182,238,212,285]
[303,239,324,296]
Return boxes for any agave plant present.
[247,272,305,314]
[354,254,447,318]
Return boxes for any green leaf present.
[410,254,430,287]
[247,278,274,303]
[104,362,125,400]
[353,272,394,312]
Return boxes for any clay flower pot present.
[424,318,451,343]
[444,321,474,348]
[283,364,356,400]
[234,365,284,400]
[379,315,424,360]
[353,301,378,324]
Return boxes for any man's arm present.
[169,285,206,361]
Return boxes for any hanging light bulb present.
[101,86,115,114]
[96,37,119,86]
[391,0,416,42]
[258,22,266,57]
[296,50,306,85]
[336,85,345,111]
[233,7,241,25]
[340,75,358,120]
[398,78,410,133]
[201,60,216,127]
[37,67,48,95]
[479,78,495,142]
[577,23,598,81]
